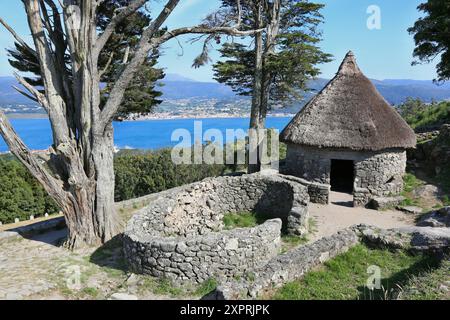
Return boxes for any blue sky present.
[0,0,439,82]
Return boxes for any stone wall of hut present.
[282,144,406,206]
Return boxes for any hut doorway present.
[330,159,354,193]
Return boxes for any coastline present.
[6,113,48,119]
[6,113,295,121]
[122,113,295,121]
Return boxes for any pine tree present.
[214,0,331,111]
[408,0,450,83]
[212,0,331,172]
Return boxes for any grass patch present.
[195,278,218,297]
[222,211,269,230]
[399,258,450,300]
[271,244,440,300]
[280,235,308,253]
[400,173,425,208]
[403,173,424,193]
[137,277,183,297]
[81,287,100,299]
[136,276,218,298]
[223,212,258,229]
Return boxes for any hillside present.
[1,74,450,115]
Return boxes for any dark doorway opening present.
[330,159,354,193]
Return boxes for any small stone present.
[6,293,23,300]
[14,218,20,224]
[176,242,188,253]
[413,184,441,198]
[110,293,138,300]
[439,284,449,292]
[396,206,422,214]
[370,196,405,210]
[224,238,239,250]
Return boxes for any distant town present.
[1,98,297,120]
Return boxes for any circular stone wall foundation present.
[124,173,310,283]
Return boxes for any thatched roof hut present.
[280,51,417,207]
[281,51,416,151]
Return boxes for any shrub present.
[398,98,450,131]
[0,156,59,223]
[113,148,230,202]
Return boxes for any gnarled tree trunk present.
[0,0,262,249]
[63,124,120,248]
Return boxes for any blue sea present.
[0,117,292,152]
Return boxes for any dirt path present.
[309,192,416,241]
[0,230,70,300]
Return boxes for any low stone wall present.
[124,173,310,283]
[209,224,450,300]
[211,228,360,299]
[125,219,282,283]
[279,174,330,205]
[354,151,406,206]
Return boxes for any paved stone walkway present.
[309,191,416,241]
[0,230,70,300]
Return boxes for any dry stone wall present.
[283,144,407,206]
[211,228,360,299]
[124,173,310,283]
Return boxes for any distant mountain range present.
[158,75,450,105]
[1,74,450,109]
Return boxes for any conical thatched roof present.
[281,51,417,151]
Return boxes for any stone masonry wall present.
[353,151,406,206]
[124,173,310,283]
[283,144,406,206]
[211,228,360,299]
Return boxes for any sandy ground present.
[309,191,416,241]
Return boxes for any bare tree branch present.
[14,72,49,110]
[161,25,265,42]
[99,0,181,129]
[0,17,37,57]
[99,0,264,130]
[0,111,66,207]
[24,0,71,144]
[13,86,39,103]
[99,52,115,78]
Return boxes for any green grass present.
[280,235,308,253]
[194,278,218,296]
[403,173,424,193]
[81,287,100,299]
[271,244,440,300]
[136,276,218,298]
[222,212,265,230]
[401,100,450,130]
[400,173,425,207]
[399,259,450,300]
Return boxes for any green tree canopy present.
[213,0,332,107]
[408,0,450,83]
